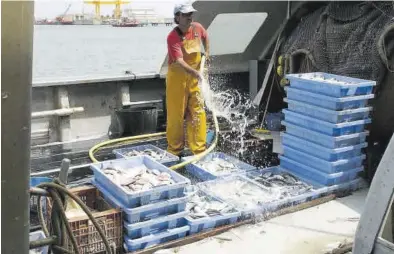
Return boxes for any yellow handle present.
[254,128,270,134]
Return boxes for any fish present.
[196,157,240,175]
[250,171,313,199]
[102,165,175,193]
[299,73,353,85]
[199,178,283,210]
[123,148,168,161]
[186,191,237,219]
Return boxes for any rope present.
[377,22,394,73]
[35,179,113,254]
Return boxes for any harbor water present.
[33,25,172,82]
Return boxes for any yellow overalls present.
[166,25,207,156]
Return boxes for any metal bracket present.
[56,87,71,143]
[116,82,162,108]
[31,87,84,144]
[118,83,131,108]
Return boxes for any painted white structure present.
[123,8,160,23]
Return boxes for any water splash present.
[199,78,254,155]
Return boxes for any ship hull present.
[112,23,140,27]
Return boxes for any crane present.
[84,0,130,20]
[55,3,72,22]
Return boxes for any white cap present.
[174,3,197,15]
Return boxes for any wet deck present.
[150,188,367,254]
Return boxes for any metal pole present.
[1,1,35,253]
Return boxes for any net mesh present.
[279,2,394,86]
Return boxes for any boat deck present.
[150,188,367,254]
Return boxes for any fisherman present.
[165,3,210,156]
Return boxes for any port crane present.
[55,3,72,23]
[84,0,130,20]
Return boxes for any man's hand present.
[175,58,204,82]
[193,69,204,83]
[205,53,210,65]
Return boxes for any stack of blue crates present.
[183,185,242,235]
[280,72,375,186]
[89,156,191,252]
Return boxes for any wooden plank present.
[127,194,337,254]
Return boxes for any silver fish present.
[250,171,313,199]
[102,165,174,193]
[123,149,168,161]
[196,157,240,175]
[199,178,282,210]
[186,191,237,219]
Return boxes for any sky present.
[34,0,183,19]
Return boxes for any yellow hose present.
[88,55,220,170]
[89,132,166,163]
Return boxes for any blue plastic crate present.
[240,166,365,213]
[196,175,279,217]
[30,177,52,187]
[281,132,367,161]
[241,167,321,211]
[124,211,188,239]
[30,231,49,254]
[90,156,191,208]
[244,166,319,193]
[244,166,366,211]
[183,152,257,181]
[185,188,241,235]
[284,98,372,123]
[124,226,189,252]
[279,156,363,186]
[282,121,368,149]
[282,145,365,174]
[113,144,179,167]
[93,180,188,223]
[283,109,371,136]
[286,72,376,97]
[285,87,374,110]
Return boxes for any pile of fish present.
[299,73,353,85]
[200,177,281,210]
[122,148,168,161]
[196,157,240,175]
[102,165,174,192]
[186,191,237,219]
[249,171,313,199]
